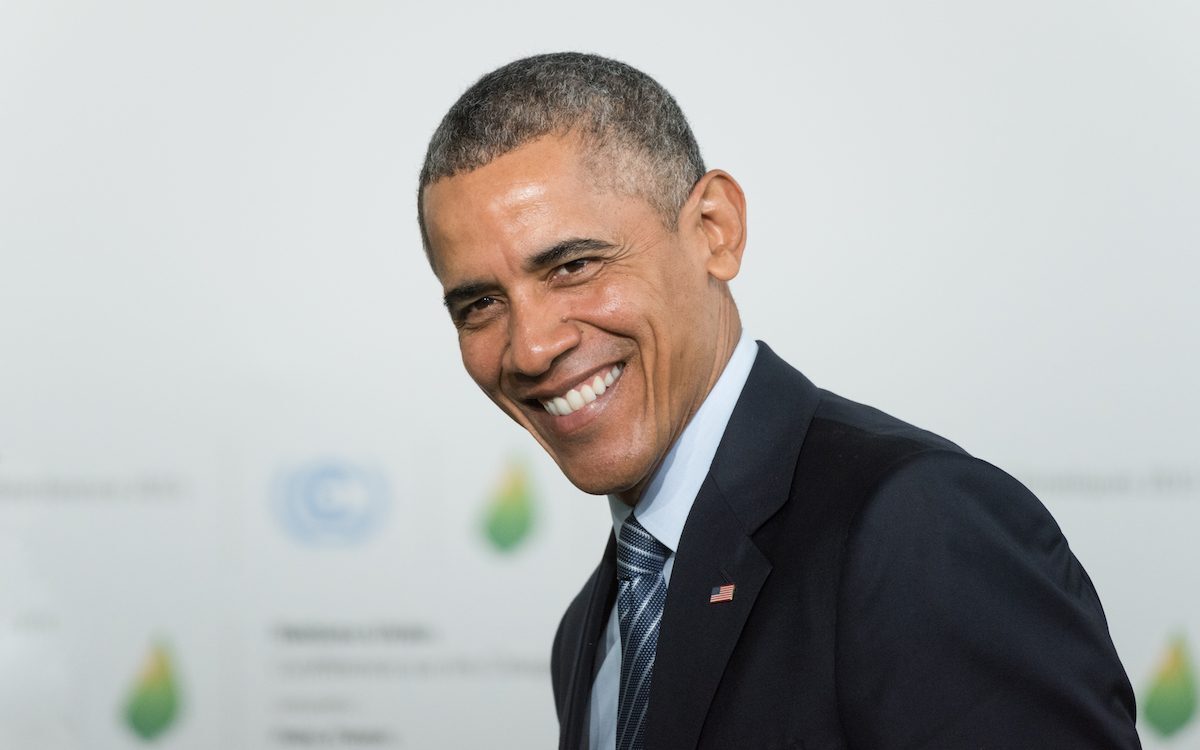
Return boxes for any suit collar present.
[645,342,821,748]
[708,342,821,533]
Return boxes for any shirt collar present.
[607,332,759,552]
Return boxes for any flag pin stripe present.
[709,583,735,603]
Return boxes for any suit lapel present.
[561,534,617,750]
[643,343,821,748]
[644,475,772,749]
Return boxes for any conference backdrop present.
[2,2,1197,747]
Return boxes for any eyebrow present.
[442,237,615,310]
[524,237,615,272]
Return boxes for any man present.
[418,53,1139,749]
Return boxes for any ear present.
[683,170,747,282]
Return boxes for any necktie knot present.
[616,515,670,582]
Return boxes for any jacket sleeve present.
[834,450,1141,749]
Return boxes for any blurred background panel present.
[1,1,1196,747]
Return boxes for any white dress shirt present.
[587,333,759,750]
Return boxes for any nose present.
[505,293,580,378]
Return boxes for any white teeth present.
[539,364,624,416]
[565,389,585,411]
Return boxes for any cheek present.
[459,332,504,389]
[591,283,628,320]
[585,273,666,330]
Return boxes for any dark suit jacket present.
[551,343,1139,749]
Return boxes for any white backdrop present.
[2,1,1197,747]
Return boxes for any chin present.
[555,454,649,498]
[563,477,619,496]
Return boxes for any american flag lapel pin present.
[709,583,735,603]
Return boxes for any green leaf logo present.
[123,642,181,742]
[1143,634,1197,738]
[484,461,536,552]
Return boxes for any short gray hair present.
[417,52,706,257]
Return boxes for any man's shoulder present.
[550,536,614,708]
[556,553,607,631]
[794,384,1072,590]
[807,387,965,463]
[746,342,964,467]
[732,344,986,529]
[799,386,1049,526]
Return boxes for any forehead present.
[422,136,649,280]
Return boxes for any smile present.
[539,364,624,416]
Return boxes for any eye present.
[468,296,498,313]
[454,295,503,328]
[551,257,597,281]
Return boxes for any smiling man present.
[418,53,1140,750]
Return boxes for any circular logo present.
[274,461,390,546]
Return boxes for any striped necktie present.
[615,514,670,750]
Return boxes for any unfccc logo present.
[274,461,390,545]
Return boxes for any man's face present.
[423,135,734,501]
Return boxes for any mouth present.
[536,364,625,417]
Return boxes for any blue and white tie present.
[616,514,670,750]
